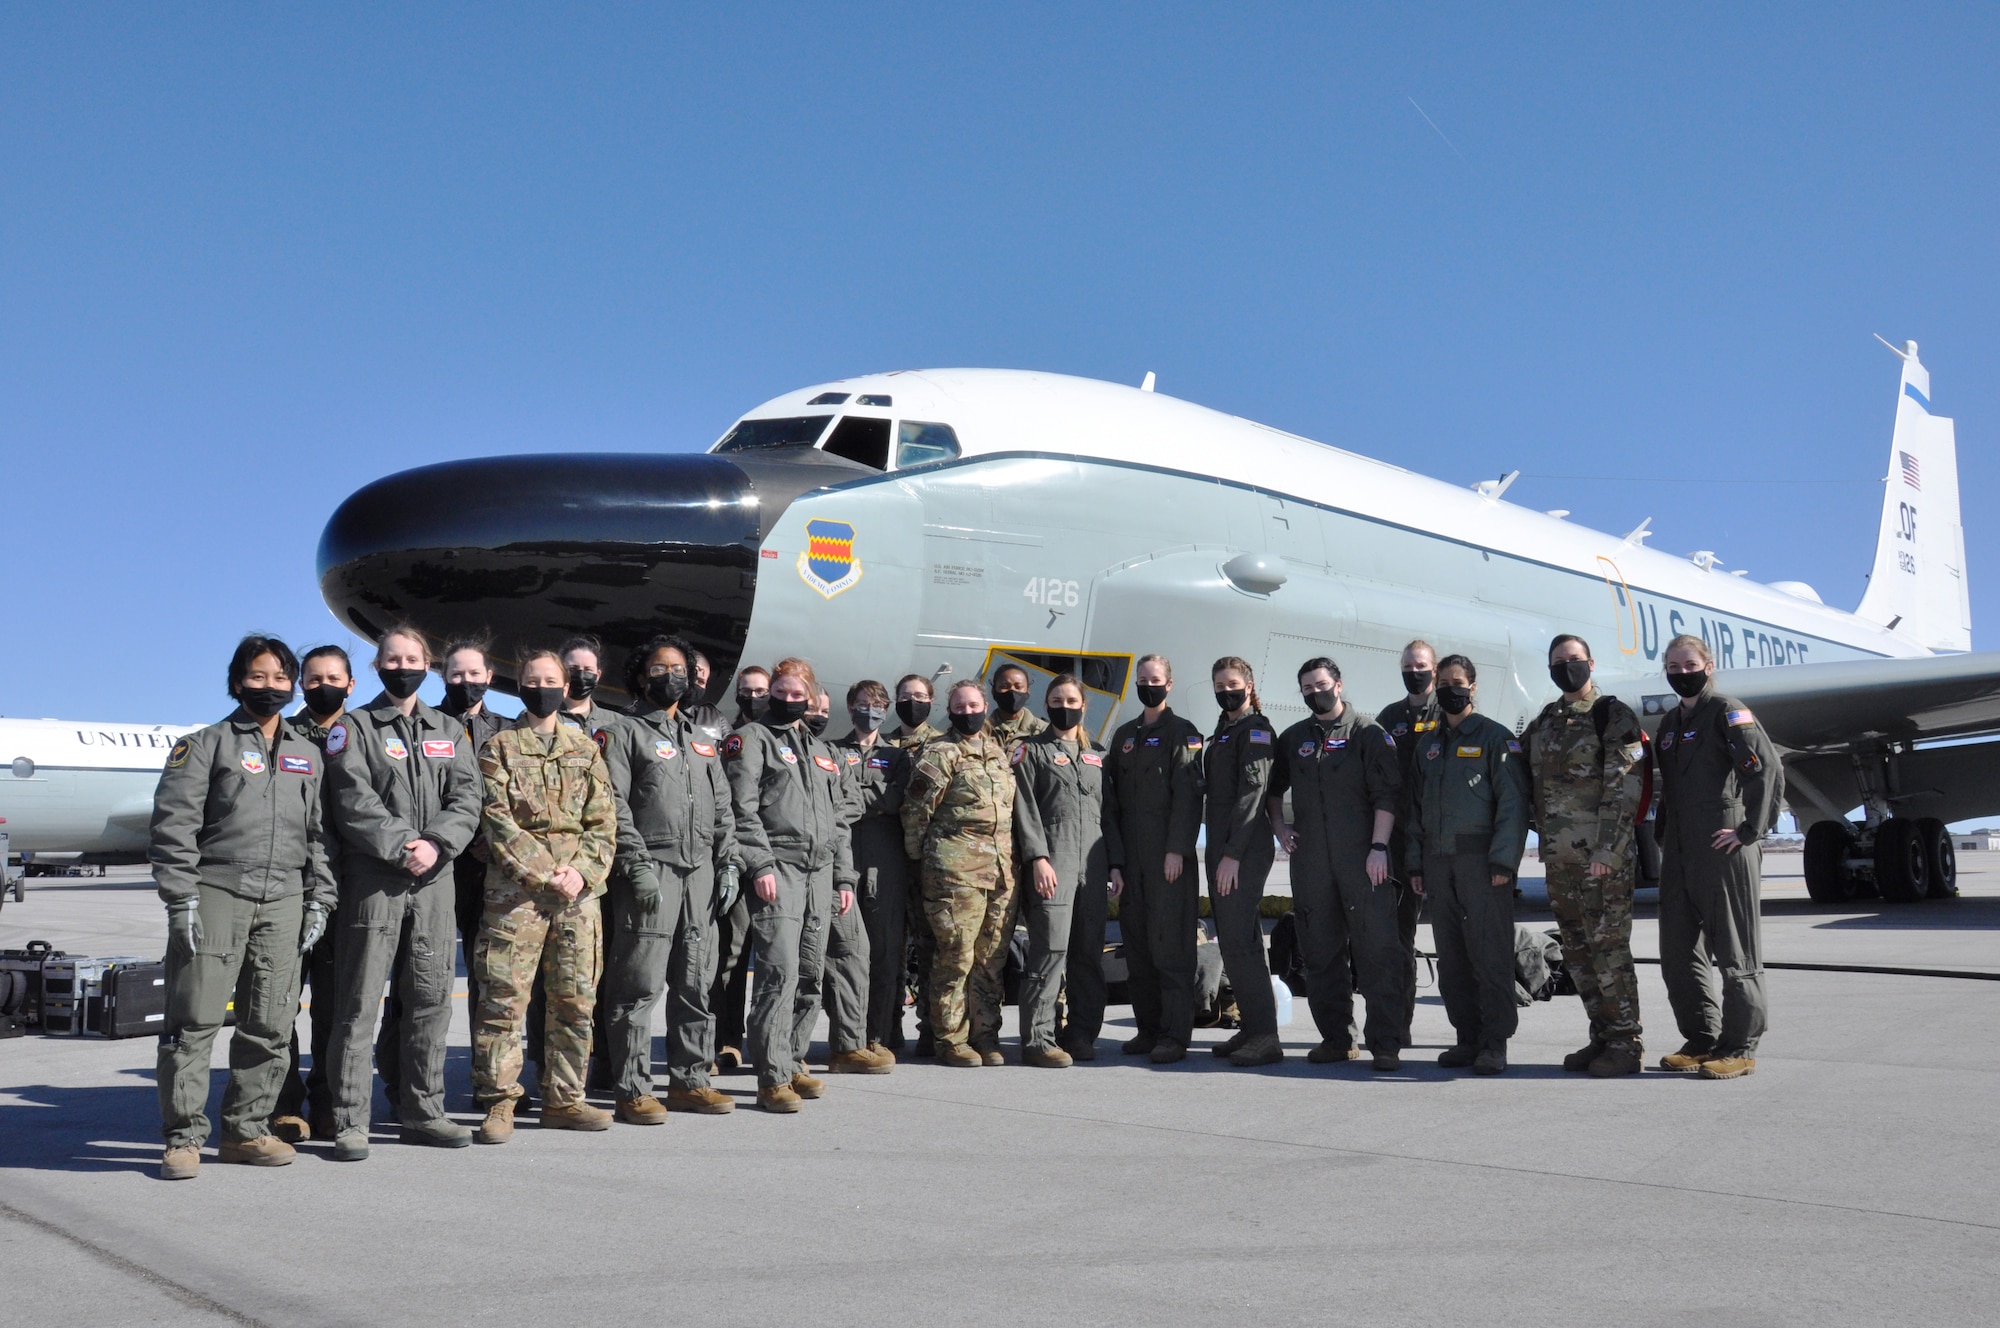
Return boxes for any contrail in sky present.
[1408,96,1468,163]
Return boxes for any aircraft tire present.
[1917,818,1958,898]
[1873,818,1928,904]
[1803,821,1856,904]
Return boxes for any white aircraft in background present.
[0,717,196,870]
[316,337,1981,906]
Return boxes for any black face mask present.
[238,686,292,719]
[443,680,487,712]
[1048,704,1084,731]
[1402,669,1434,697]
[645,673,689,708]
[805,713,830,737]
[303,683,348,718]
[1667,670,1709,699]
[993,689,1027,716]
[1215,688,1247,714]
[1549,659,1593,694]
[950,710,987,736]
[519,685,564,718]
[1304,688,1340,715]
[766,696,809,727]
[896,697,932,730]
[566,668,599,702]
[737,692,768,723]
[378,667,427,700]
[1136,682,1169,708]
[850,706,887,733]
[1437,684,1474,715]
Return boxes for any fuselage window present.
[822,415,892,470]
[808,392,850,405]
[896,420,961,468]
[713,415,835,452]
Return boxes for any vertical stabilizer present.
[1855,341,1971,651]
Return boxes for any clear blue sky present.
[3,5,1996,725]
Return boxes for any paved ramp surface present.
[3,859,1997,1327]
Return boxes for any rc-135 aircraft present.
[320,340,1992,907]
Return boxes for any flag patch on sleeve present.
[1726,709,1756,727]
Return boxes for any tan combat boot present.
[789,1070,826,1099]
[1698,1055,1756,1079]
[218,1135,296,1166]
[475,1099,516,1144]
[715,1045,744,1073]
[757,1082,802,1113]
[937,1042,984,1067]
[863,1041,898,1069]
[973,1042,1005,1067]
[1658,1043,1715,1073]
[828,1049,891,1075]
[541,1100,613,1131]
[665,1085,736,1114]
[271,1114,312,1144]
[160,1145,200,1180]
[1227,1032,1285,1067]
[1023,1045,1074,1069]
[615,1094,668,1125]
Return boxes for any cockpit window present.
[821,415,892,469]
[857,394,892,407]
[713,415,834,452]
[896,420,961,468]
[807,392,850,405]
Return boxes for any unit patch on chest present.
[655,739,678,761]
[240,750,266,774]
[1052,753,1071,766]
[779,746,798,765]
[1122,737,1135,753]
[1298,741,1317,757]
[383,737,408,761]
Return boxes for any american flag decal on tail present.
[1900,451,1920,490]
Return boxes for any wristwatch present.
[1369,841,1389,851]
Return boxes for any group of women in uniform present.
[148,623,1781,1178]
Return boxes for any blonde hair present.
[374,625,433,668]
[1401,639,1436,665]
[1210,655,1261,713]
[1664,634,1714,667]
[1136,653,1173,682]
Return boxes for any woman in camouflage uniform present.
[470,648,619,1143]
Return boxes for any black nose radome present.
[318,449,863,693]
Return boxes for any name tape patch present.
[279,755,313,774]
[421,739,455,759]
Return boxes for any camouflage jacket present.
[323,694,483,886]
[723,720,856,887]
[902,729,1016,893]
[1102,708,1205,869]
[1654,686,1784,850]
[1523,688,1646,870]
[479,721,618,910]
[989,708,1047,750]
[149,708,338,908]
[887,721,940,750]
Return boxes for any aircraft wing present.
[1620,652,2000,825]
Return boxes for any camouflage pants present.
[924,876,1016,1049]
[472,889,603,1109]
[1545,862,1642,1048]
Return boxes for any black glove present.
[166,897,202,963]
[714,863,741,919]
[299,900,331,955]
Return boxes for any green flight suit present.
[1102,708,1205,1047]
[1011,730,1110,1053]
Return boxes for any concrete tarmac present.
[3,857,1997,1327]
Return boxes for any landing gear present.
[1873,818,1929,902]
[1801,816,1957,905]
[1803,820,1857,903]
[1917,817,1958,898]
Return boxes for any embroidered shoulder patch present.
[1011,743,1025,767]
[1506,740,1522,754]
[166,737,191,768]
[722,734,743,758]
[1185,735,1203,751]
[325,723,348,756]
[1248,729,1271,744]
[1726,709,1756,727]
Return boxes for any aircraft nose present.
[317,452,763,688]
